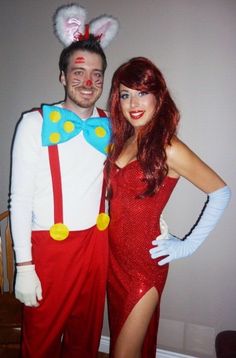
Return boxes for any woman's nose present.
[130,95,139,108]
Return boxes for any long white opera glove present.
[15,264,43,307]
[158,215,169,239]
[150,186,231,266]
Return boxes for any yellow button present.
[50,223,69,241]
[96,213,110,231]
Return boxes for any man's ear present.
[60,71,66,86]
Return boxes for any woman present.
[105,57,230,358]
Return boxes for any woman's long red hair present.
[106,57,180,197]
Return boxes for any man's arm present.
[10,111,43,306]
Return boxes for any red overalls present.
[21,108,109,358]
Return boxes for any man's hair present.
[59,35,107,78]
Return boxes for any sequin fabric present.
[107,160,178,357]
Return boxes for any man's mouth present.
[79,88,94,96]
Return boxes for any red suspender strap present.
[96,108,107,118]
[48,145,63,224]
[99,180,106,213]
[38,108,68,240]
[48,144,69,240]
[96,107,107,214]
[38,108,64,224]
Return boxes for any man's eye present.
[74,71,83,76]
[94,72,102,78]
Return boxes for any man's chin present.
[78,94,102,108]
[77,99,97,108]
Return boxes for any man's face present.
[61,50,104,109]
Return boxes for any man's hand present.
[15,264,42,307]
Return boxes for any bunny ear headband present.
[53,4,119,48]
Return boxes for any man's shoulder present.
[23,107,42,117]
[20,101,62,122]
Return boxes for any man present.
[10,5,118,356]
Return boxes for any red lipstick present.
[129,111,144,120]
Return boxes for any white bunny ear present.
[89,15,119,48]
[53,4,87,46]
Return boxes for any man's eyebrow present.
[70,66,85,71]
[69,67,104,74]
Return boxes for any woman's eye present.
[139,91,148,97]
[120,93,129,100]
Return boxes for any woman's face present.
[119,84,157,131]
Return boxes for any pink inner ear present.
[65,18,82,39]
[94,21,112,38]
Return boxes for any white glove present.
[15,264,43,307]
[150,185,231,266]
[156,215,169,239]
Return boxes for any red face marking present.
[74,56,85,64]
[94,78,103,88]
[72,79,82,88]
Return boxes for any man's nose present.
[84,78,93,87]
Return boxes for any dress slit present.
[113,286,160,357]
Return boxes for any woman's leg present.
[113,287,159,358]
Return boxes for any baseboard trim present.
[99,335,197,358]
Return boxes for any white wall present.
[0,1,235,357]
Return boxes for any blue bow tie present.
[41,105,111,155]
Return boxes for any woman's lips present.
[129,111,144,120]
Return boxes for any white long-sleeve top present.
[10,104,107,262]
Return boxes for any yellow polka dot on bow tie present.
[50,132,61,144]
[96,213,110,231]
[63,121,75,133]
[95,126,106,137]
[49,111,61,123]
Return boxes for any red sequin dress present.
[107,161,178,357]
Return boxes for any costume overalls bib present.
[41,105,111,240]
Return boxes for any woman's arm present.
[150,136,231,265]
[166,136,226,193]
